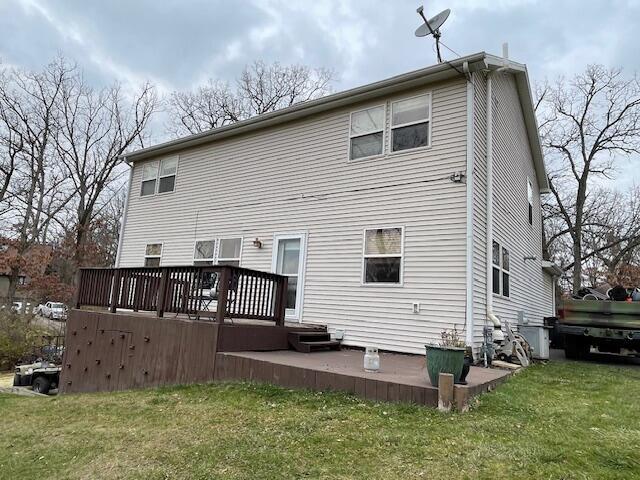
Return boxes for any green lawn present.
[0,361,639,480]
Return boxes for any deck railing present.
[74,265,288,325]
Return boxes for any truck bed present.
[559,300,640,330]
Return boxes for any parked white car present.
[37,302,67,320]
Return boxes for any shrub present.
[0,311,47,370]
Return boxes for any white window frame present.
[492,241,510,298]
[216,237,243,266]
[348,104,386,162]
[140,156,179,197]
[527,177,533,225]
[193,239,216,265]
[144,242,163,267]
[361,226,405,287]
[389,92,432,154]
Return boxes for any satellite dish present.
[414,8,450,37]
[414,6,451,63]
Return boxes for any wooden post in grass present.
[438,373,454,412]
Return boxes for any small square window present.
[194,240,215,265]
[217,238,242,266]
[144,243,162,267]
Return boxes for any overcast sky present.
[1,0,639,184]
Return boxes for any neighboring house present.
[115,52,559,355]
[0,243,49,298]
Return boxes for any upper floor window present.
[492,241,510,297]
[349,105,384,160]
[363,227,403,284]
[144,243,162,267]
[141,157,177,196]
[527,178,533,225]
[391,94,430,152]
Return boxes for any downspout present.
[485,72,497,326]
[464,62,475,347]
[114,160,133,268]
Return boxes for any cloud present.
[1,0,639,180]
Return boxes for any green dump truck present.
[558,299,640,359]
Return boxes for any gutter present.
[464,64,475,346]
[114,160,133,268]
[485,72,494,321]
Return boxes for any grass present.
[0,361,639,479]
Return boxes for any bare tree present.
[55,75,157,266]
[538,65,640,292]
[0,58,77,302]
[167,61,334,136]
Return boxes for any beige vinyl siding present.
[489,73,551,326]
[119,79,469,354]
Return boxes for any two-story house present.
[115,52,558,355]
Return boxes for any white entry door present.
[272,233,307,321]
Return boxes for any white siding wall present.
[488,73,552,326]
[120,79,470,354]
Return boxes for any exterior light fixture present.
[252,238,262,249]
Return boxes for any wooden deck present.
[215,349,511,410]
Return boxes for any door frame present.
[271,231,308,322]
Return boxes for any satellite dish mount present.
[415,6,451,63]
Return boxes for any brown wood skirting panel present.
[215,352,443,407]
[60,310,327,394]
[214,352,512,409]
[60,310,222,394]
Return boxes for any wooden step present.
[289,331,330,340]
[299,340,342,352]
[287,331,340,353]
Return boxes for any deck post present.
[216,266,230,324]
[274,276,288,326]
[110,269,121,313]
[438,373,454,412]
[157,268,169,318]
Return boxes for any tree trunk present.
[572,235,582,293]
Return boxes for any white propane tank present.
[364,347,380,372]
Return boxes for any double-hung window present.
[141,157,177,196]
[144,243,162,267]
[217,238,242,266]
[492,241,510,297]
[363,227,403,284]
[193,240,216,266]
[527,178,533,225]
[349,105,385,160]
[391,94,431,152]
[141,162,159,196]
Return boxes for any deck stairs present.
[288,331,341,353]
